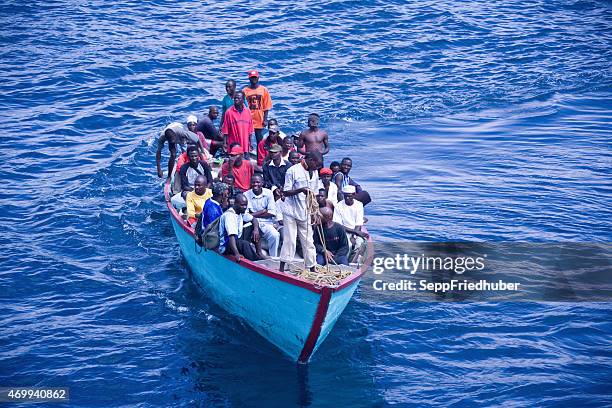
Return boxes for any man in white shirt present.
[333,185,369,250]
[245,174,281,257]
[279,151,323,272]
[218,194,262,262]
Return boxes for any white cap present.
[342,185,356,194]
[187,115,198,124]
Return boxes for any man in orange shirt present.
[243,70,272,159]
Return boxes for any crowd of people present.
[156,70,371,272]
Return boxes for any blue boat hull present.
[164,177,370,362]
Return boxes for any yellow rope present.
[285,190,351,287]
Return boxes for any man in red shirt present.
[221,145,254,192]
[243,70,272,155]
[221,91,254,155]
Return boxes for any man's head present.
[233,91,245,109]
[268,118,278,129]
[330,161,341,175]
[316,188,328,207]
[340,157,352,174]
[187,145,199,165]
[234,193,249,214]
[212,182,230,209]
[288,151,301,165]
[342,185,356,205]
[248,69,259,87]
[319,167,333,185]
[308,113,320,128]
[225,79,236,96]
[269,143,282,161]
[194,175,207,195]
[251,174,263,195]
[187,115,198,132]
[208,106,219,120]
[320,207,334,225]
[305,151,323,171]
[268,124,280,141]
[282,136,294,151]
[222,174,235,187]
[229,145,244,166]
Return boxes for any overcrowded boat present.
[158,71,373,362]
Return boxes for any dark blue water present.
[1,0,611,406]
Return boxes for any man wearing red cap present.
[243,70,272,158]
[221,145,254,192]
[221,90,254,156]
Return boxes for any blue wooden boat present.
[164,178,372,363]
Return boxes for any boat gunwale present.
[163,177,370,294]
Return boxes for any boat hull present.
[165,179,371,362]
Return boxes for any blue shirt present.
[201,198,223,231]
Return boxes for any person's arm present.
[202,161,213,188]
[282,169,308,197]
[227,235,241,262]
[262,88,272,128]
[296,131,307,155]
[180,166,193,193]
[250,193,276,218]
[156,135,165,178]
[226,157,238,179]
[321,131,330,155]
[262,165,272,189]
[186,194,196,220]
[343,225,368,238]
[314,228,324,254]
[251,217,260,243]
[333,173,343,198]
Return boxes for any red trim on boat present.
[298,287,332,364]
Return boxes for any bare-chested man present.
[297,113,329,156]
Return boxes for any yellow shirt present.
[186,189,212,219]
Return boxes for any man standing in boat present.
[278,151,323,273]
[296,113,329,156]
[221,90,254,155]
[242,69,272,159]
[196,106,224,156]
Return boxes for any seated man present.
[281,136,296,162]
[288,150,302,166]
[221,174,242,201]
[200,181,230,230]
[333,157,372,206]
[263,118,287,140]
[221,145,254,192]
[257,123,284,166]
[245,174,281,257]
[319,167,338,205]
[316,188,334,211]
[314,207,350,266]
[333,185,369,251]
[262,144,289,190]
[218,193,263,262]
[172,145,213,209]
[185,175,213,226]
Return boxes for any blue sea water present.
[1,0,611,406]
